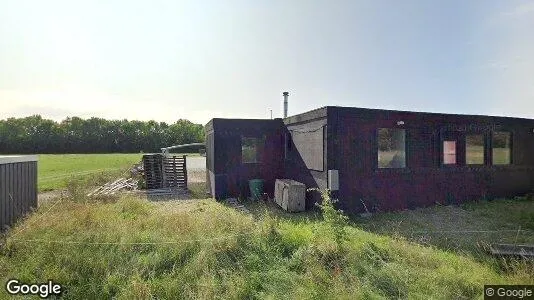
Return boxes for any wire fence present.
[3,189,533,248]
[8,196,65,240]
[390,229,533,234]
[39,168,125,182]
[8,232,255,246]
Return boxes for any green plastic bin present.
[248,179,264,201]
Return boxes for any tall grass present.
[1,186,532,299]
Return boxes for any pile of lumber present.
[130,162,144,176]
[87,178,138,196]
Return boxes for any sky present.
[0,0,533,125]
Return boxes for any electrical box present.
[274,179,306,212]
[328,170,339,191]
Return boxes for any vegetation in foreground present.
[1,187,532,299]
[356,197,534,256]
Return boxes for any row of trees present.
[0,115,205,154]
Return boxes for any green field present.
[38,154,143,191]
[37,153,202,192]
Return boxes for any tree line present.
[0,115,205,154]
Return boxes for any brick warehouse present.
[205,106,534,213]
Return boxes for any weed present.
[311,188,349,248]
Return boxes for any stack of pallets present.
[163,156,187,189]
[142,154,188,192]
[143,154,164,189]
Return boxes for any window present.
[241,136,265,163]
[466,134,484,165]
[492,131,511,165]
[377,128,406,168]
[443,141,456,165]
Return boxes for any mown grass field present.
[38,154,143,191]
[38,153,200,192]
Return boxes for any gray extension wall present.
[0,156,38,230]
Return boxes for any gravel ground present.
[37,190,64,206]
[188,169,206,183]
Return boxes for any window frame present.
[442,140,457,165]
[465,133,486,166]
[491,131,513,166]
[439,130,462,167]
[376,128,407,170]
[241,135,265,164]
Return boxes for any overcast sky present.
[1,0,533,124]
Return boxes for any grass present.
[355,197,534,257]
[37,153,201,192]
[1,184,532,299]
[38,154,143,191]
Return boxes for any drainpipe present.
[283,92,289,118]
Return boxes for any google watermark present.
[485,285,533,299]
[5,279,62,298]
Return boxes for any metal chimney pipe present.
[283,92,289,118]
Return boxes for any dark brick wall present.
[206,107,534,212]
[330,107,534,213]
[206,118,284,199]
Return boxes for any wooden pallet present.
[143,154,164,189]
[162,155,187,189]
[143,154,188,191]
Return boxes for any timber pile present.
[141,154,188,190]
[86,158,190,198]
[143,154,164,189]
[130,162,144,176]
[162,156,187,189]
[87,178,137,196]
